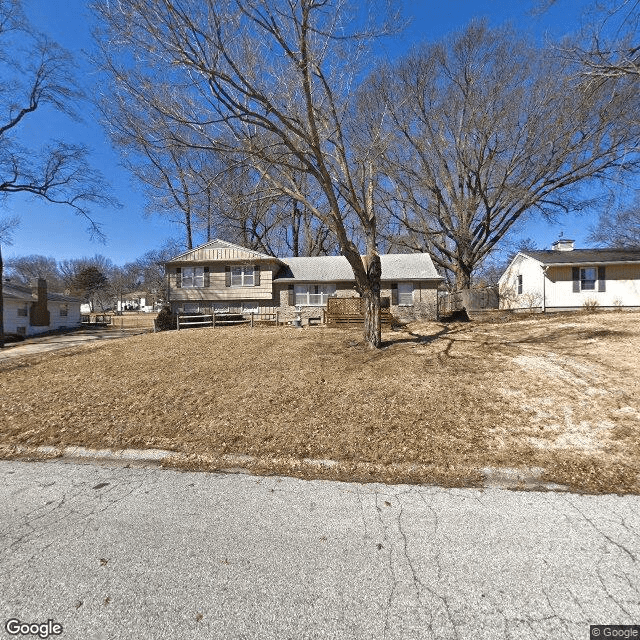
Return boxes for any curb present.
[4,445,574,492]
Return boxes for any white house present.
[2,278,83,337]
[499,240,640,311]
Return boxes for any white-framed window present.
[213,302,230,313]
[242,301,260,314]
[580,267,596,291]
[59,305,68,317]
[16,326,26,336]
[17,304,28,317]
[517,275,523,295]
[294,284,337,306]
[231,265,254,287]
[181,267,205,288]
[397,282,414,306]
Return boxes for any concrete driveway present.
[0,328,146,362]
[1,460,638,640]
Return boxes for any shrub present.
[155,305,177,331]
[582,299,600,313]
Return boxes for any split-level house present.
[2,278,82,336]
[164,239,443,323]
[499,239,640,311]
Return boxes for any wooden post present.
[275,311,279,326]
[176,314,180,330]
[212,313,216,328]
[251,312,254,328]
[322,309,326,324]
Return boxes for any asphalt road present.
[1,460,638,640]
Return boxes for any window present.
[16,326,26,336]
[580,267,596,291]
[517,275,523,295]
[213,302,230,314]
[231,265,254,287]
[242,302,260,314]
[17,304,28,317]
[294,284,337,306]
[183,303,201,313]
[181,267,205,288]
[60,305,68,317]
[397,282,414,306]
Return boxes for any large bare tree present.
[588,193,640,246]
[372,21,640,288]
[93,0,399,347]
[0,0,117,346]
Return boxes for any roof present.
[2,281,82,303]
[167,239,282,264]
[275,253,441,282]
[522,248,640,265]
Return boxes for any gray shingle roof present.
[2,281,82,303]
[523,248,640,265]
[275,254,441,282]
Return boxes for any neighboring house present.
[499,239,640,311]
[116,291,161,313]
[164,239,443,323]
[2,278,82,336]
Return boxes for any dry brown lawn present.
[1,311,639,493]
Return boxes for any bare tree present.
[0,0,118,346]
[93,0,400,347]
[133,239,185,301]
[588,193,640,246]
[3,254,63,289]
[372,21,640,288]
[0,214,19,346]
[544,0,640,78]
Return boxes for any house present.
[499,239,640,311]
[116,291,161,313]
[164,239,443,324]
[2,278,83,336]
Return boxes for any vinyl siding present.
[169,263,277,301]
[545,263,640,307]
[499,255,545,309]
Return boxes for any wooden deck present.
[325,298,393,327]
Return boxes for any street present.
[1,460,638,639]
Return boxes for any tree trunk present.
[0,245,4,349]
[362,252,382,348]
[453,262,472,291]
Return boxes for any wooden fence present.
[325,297,393,327]
[438,287,499,316]
[176,312,279,330]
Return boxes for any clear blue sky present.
[3,0,617,266]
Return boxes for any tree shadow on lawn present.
[380,327,451,349]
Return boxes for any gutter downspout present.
[542,266,548,313]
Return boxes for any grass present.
[1,311,639,494]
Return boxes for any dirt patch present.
[1,312,639,494]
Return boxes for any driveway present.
[0,328,146,363]
[1,460,638,640]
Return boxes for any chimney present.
[30,278,51,327]
[551,239,575,251]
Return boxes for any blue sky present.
[2,0,620,265]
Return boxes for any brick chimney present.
[30,278,51,327]
[551,239,575,251]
